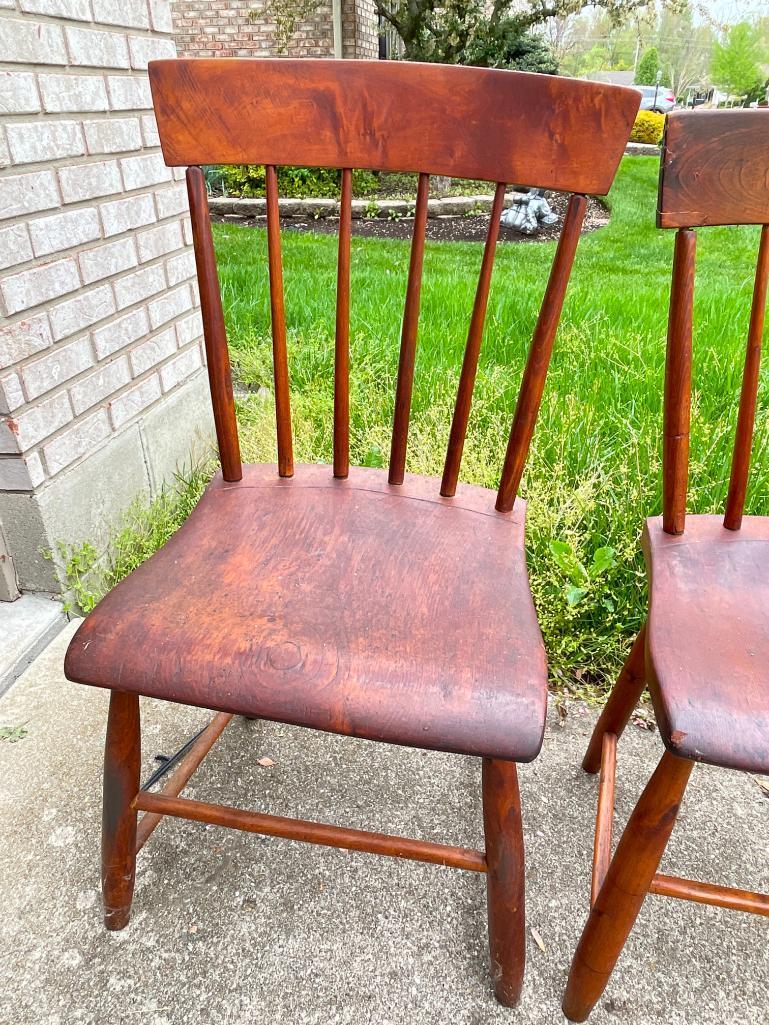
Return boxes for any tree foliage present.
[710,21,768,101]
[558,2,713,96]
[635,46,660,84]
[374,0,685,66]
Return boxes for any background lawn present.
[73,156,767,698]
[215,155,768,695]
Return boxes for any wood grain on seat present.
[65,465,547,762]
[643,515,769,773]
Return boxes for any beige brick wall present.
[0,0,211,592]
[171,0,378,60]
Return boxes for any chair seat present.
[64,464,548,762]
[643,515,769,773]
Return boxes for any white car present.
[635,84,676,113]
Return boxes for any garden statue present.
[501,188,560,234]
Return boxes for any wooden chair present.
[563,108,769,1022]
[64,59,638,1005]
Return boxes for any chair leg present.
[482,757,525,1007]
[562,749,693,1022]
[102,690,140,931]
[582,625,647,774]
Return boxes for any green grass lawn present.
[214,155,768,695]
[69,156,767,697]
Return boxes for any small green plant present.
[361,444,385,468]
[548,539,616,607]
[56,464,213,614]
[203,165,229,197]
[0,724,28,743]
[364,200,380,219]
[50,540,99,613]
[387,208,403,221]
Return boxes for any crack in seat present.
[65,464,548,762]
[644,514,769,774]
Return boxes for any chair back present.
[149,58,639,511]
[657,109,769,533]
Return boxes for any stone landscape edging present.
[209,194,518,220]
[209,143,652,222]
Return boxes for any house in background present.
[0,0,383,629]
[171,0,379,60]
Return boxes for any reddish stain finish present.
[566,109,769,1023]
[148,59,639,195]
[643,514,769,773]
[66,61,639,994]
[65,464,547,762]
[658,109,769,229]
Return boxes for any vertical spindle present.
[265,164,294,477]
[441,182,507,497]
[389,172,430,485]
[334,168,352,478]
[496,194,587,513]
[724,224,769,530]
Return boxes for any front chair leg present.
[102,690,141,931]
[482,757,525,1007]
[562,749,693,1022]
[582,625,647,774]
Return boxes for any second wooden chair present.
[563,108,769,1022]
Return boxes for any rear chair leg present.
[102,690,140,930]
[583,625,647,773]
[482,757,525,1007]
[562,750,693,1022]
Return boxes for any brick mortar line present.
[0,10,175,39]
[0,226,190,311]
[3,272,198,407]
[2,247,197,385]
[0,169,181,229]
[11,328,205,478]
[1,137,167,175]
[0,104,158,125]
[19,361,208,494]
[0,202,193,330]
[0,174,185,243]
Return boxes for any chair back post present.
[661,227,696,535]
[657,109,769,532]
[185,167,242,482]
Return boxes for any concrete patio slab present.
[1,623,767,1025]
[0,593,67,697]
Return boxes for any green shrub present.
[629,111,665,145]
[215,165,380,199]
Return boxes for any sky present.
[693,0,768,23]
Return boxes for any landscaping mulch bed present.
[212,192,609,244]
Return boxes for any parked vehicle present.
[634,84,676,113]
